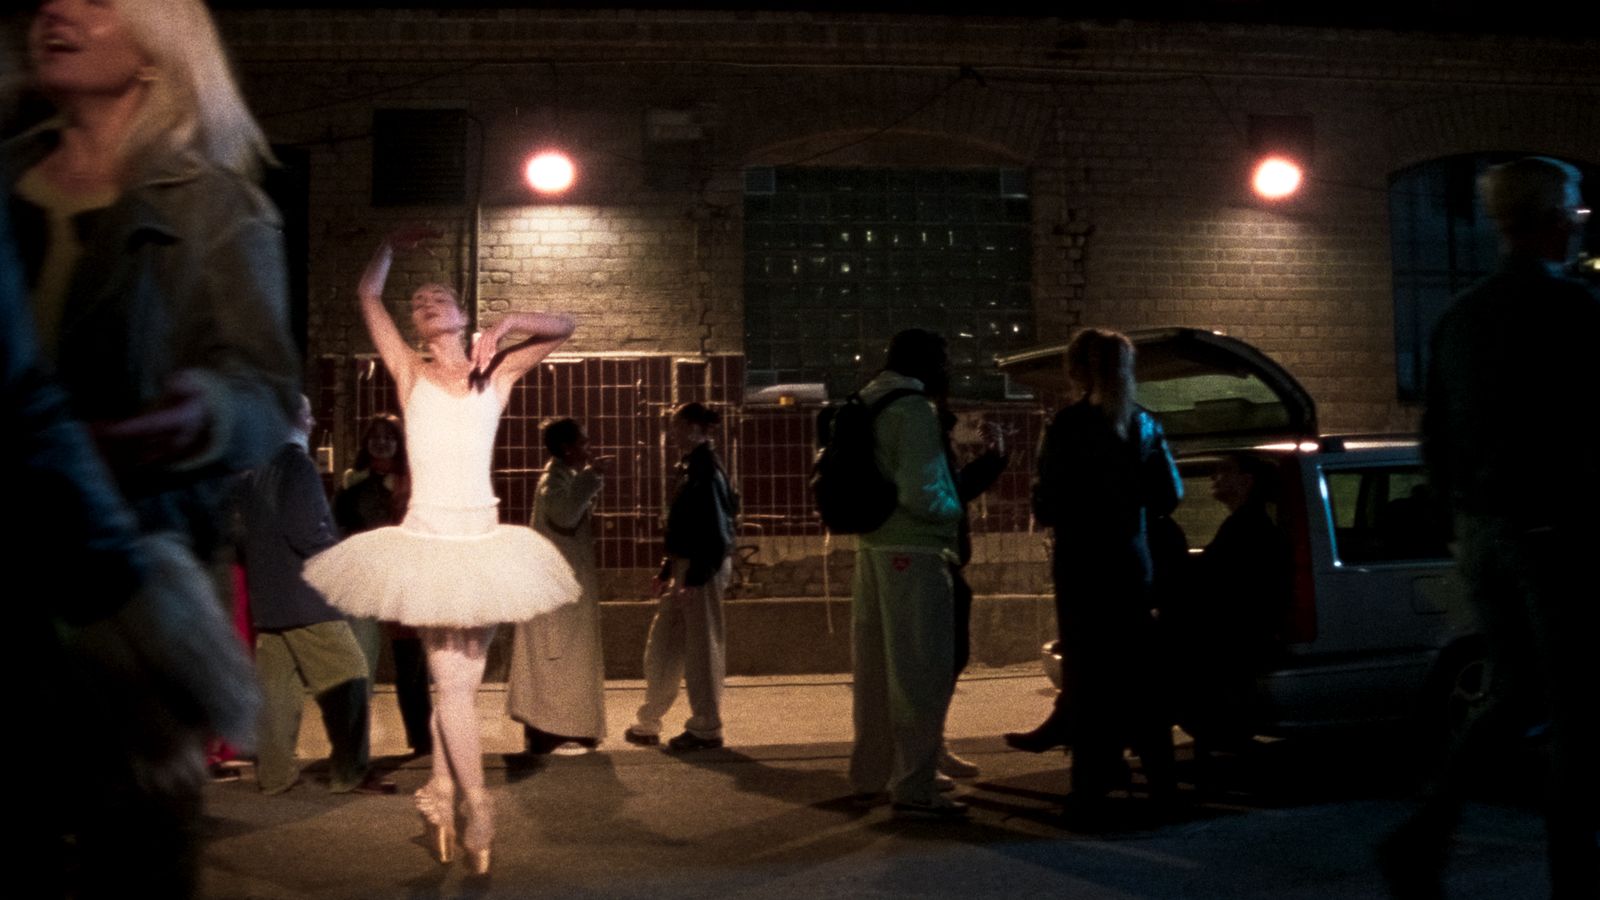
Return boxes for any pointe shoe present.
[424,818,455,865]
[461,790,495,876]
[413,784,455,865]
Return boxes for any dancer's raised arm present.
[472,311,577,394]
[357,229,436,399]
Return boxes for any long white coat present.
[506,458,606,740]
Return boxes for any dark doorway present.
[264,146,311,359]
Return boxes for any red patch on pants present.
[891,555,911,572]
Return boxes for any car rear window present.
[1138,371,1293,439]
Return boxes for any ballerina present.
[305,228,580,875]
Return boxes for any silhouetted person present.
[1380,157,1600,899]
[935,401,1009,780]
[1176,453,1290,769]
[1030,328,1182,819]
[334,414,432,757]
[239,396,390,796]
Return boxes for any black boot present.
[1004,707,1072,753]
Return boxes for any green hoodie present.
[857,371,962,554]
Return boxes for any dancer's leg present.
[421,627,495,854]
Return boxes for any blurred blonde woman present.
[9,1,296,896]
[8,0,298,547]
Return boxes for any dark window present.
[371,109,469,207]
[264,146,310,358]
[744,166,1033,399]
[1325,467,1450,564]
[1388,153,1599,401]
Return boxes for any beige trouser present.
[633,557,732,740]
[254,619,371,793]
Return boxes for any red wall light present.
[525,151,576,195]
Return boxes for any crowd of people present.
[8,0,1593,897]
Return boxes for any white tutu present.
[305,502,581,627]
[305,376,581,627]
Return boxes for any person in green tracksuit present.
[848,328,967,818]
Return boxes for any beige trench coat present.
[506,459,606,739]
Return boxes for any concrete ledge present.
[443,593,1056,683]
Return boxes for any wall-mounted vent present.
[371,108,468,207]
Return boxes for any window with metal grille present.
[744,166,1033,400]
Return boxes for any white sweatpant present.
[633,558,732,740]
[849,547,956,805]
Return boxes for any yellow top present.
[14,166,117,359]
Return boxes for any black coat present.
[1032,402,1181,604]
[1423,253,1600,529]
[3,197,144,624]
[663,442,737,587]
[238,443,342,630]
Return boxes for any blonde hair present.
[106,0,273,181]
[1065,328,1137,440]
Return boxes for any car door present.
[1271,455,1460,729]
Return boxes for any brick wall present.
[231,10,1599,584]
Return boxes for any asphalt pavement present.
[199,665,1550,899]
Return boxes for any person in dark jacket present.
[626,402,737,752]
[1028,328,1183,817]
[1380,157,1600,899]
[240,396,390,795]
[1174,453,1289,768]
[334,413,433,757]
[936,401,1009,780]
[10,3,291,892]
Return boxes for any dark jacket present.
[1193,502,1291,652]
[3,128,300,555]
[238,442,343,631]
[333,469,405,536]
[1032,402,1182,585]
[3,194,144,625]
[664,442,737,587]
[1423,254,1600,529]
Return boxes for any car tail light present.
[1279,461,1318,643]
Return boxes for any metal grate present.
[338,353,1044,569]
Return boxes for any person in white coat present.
[507,418,610,754]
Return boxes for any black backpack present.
[811,388,923,534]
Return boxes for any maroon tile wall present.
[323,354,1046,568]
